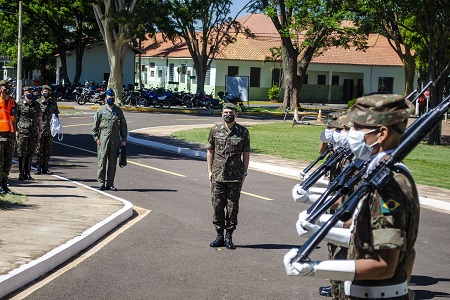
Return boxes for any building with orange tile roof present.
[137,14,413,103]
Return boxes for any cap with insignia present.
[105,88,115,96]
[343,94,414,127]
[23,86,34,92]
[222,103,237,111]
[42,85,52,91]
[324,112,345,129]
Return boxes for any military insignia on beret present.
[380,198,402,213]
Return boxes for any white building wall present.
[57,43,136,86]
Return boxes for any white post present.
[16,1,23,102]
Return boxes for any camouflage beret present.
[23,86,34,92]
[346,94,414,127]
[222,103,237,111]
[324,112,345,129]
[42,85,52,91]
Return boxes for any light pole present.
[16,1,22,102]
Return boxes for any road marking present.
[241,191,273,201]
[54,141,186,177]
[62,123,93,127]
[9,206,151,300]
[128,160,186,177]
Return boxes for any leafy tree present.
[158,0,253,94]
[250,0,367,110]
[353,0,417,96]
[92,0,160,104]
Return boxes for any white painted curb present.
[0,175,133,299]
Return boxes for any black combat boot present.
[2,178,13,194]
[35,163,42,175]
[18,156,25,180]
[225,230,236,250]
[210,230,225,247]
[25,156,34,180]
[43,163,53,175]
[319,285,332,297]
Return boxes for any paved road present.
[14,110,450,299]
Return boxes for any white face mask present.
[340,131,349,149]
[348,128,379,161]
[332,130,342,146]
[324,129,334,143]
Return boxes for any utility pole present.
[16,1,23,101]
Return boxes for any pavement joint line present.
[0,174,133,299]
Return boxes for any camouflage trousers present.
[211,181,242,232]
[35,135,53,165]
[0,134,15,179]
[17,133,38,157]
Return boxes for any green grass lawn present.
[171,121,450,190]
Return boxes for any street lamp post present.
[16,1,22,101]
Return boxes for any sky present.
[229,1,252,18]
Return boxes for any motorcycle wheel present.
[185,99,194,108]
[160,100,171,109]
[77,95,87,105]
[123,95,131,105]
[138,98,148,107]
[239,102,246,112]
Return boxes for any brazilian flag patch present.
[380,198,402,214]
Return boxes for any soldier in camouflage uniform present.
[92,88,127,191]
[285,94,419,300]
[0,80,16,193]
[207,103,250,250]
[16,86,42,180]
[34,85,59,175]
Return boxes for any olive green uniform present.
[207,122,250,232]
[35,97,59,172]
[92,104,127,188]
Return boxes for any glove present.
[298,171,310,181]
[283,248,316,276]
[292,184,310,203]
[295,210,311,236]
[318,214,344,228]
[297,220,320,238]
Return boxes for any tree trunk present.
[57,43,71,84]
[74,14,84,84]
[403,53,416,97]
[281,44,299,110]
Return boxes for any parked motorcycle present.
[217,91,246,111]
[137,88,171,109]
[185,91,221,109]
[77,87,106,105]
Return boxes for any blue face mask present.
[106,98,115,106]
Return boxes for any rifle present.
[305,159,366,216]
[298,147,352,191]
[292,93,450,263]
[300,144,333,176]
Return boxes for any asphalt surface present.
[1,102,449,299]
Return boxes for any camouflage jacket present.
[15,99,42,135]
[348,161,420,288]
[39,97,59,137]
[207,122,250,182]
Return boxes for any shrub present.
[268,84,280,102]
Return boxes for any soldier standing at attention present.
[35,85,59,175]
[92,88,127,191]
[207,103,250,250]
[284,94,419,300]
[0,80,16,193]
[16,86,42,180]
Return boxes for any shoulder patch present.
[380,198,403,214]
